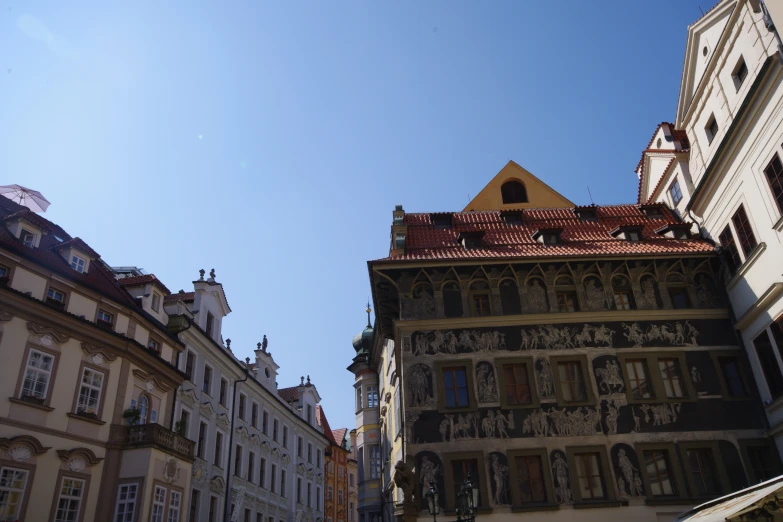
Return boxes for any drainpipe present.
[168,315,194,431]
[224,357,251,522]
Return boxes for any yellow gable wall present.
[463,160,574,211]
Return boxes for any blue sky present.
[1,1,708,430]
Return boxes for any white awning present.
[678,480,783,522]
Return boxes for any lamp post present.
[456,473,479,522]
[425,481,440,522]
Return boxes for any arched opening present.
[554,275,579,312]
[612,276,636,310]
[501,180,528,204]
[442,282,463,318]
[666,273,691,309]
[469,280,492,317]
[583,275,606,311]
[638,275,661,309]
[499,279,521,315]
[138,394,149,425]
[526,277,549,313]
[412,283,436,318]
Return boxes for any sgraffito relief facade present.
[365,165,783,522]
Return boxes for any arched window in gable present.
[499,279,521,315]
[442,282,463,318]
[501,180,528,204]
[469,280,492,317]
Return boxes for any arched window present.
[501,180,528,204]
[442,282,463,318]
[412,283,435,318]
[583,276,606,311]
[499,279,521,315]
[138,394,149,425]
[469,281,492,317]
[666,273,690,309]
[612,276,635,310]
[526,277,549,313]
[554,275,579,312]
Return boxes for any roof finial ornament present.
[257,341,262,351]
[366,300,372,328]
[198,269,205,281]
[300,376,305,385]
[226,338,231,350]
[208,268,216,282]
[306,375,311,385]
[261,335,268,353]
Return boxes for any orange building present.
[317,406,351,522]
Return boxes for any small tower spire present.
[366,299,372,328]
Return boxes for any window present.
[731,205,757,257]
[262,411,268,434]
[206,311,215,338]
[502,363,532,406]
[732,56,748,89]
[283,426,288,448]
[719,225,742,276]
[0,466,29,521]
[308,443,313,464]
[168,490,182,522]
[557,361,586,402]
[449,458,482,508]
[642,449,677,497]
[202,366,212,395]
[442,367,470,408]
[270,464,277,494]
[355,387,363,412]
[308,483,312,507]
[686,448,720,497]
[47,287,66,306]
[369,445,381,479]
[272,419,278,441]
[626,359,654,399]
[137,395,150,424]
[298,437,303,458]
[499,279,521,315]
[198,422,208,459]
[70,254,86,273]
[556,292,577,312]
[327,486,333,501]
[514,455,546,504]
[21,348,55,401]
[219,379,228,406]
[366,385,378,409]
[612,277,635,310]
[239,395,246,421]
[209,496,217,522]
[235,445,243,477]
[317,449,322,468]
[114,482,138,522]
[151,292,161,312]
[215,431,223,467]
[307,404,313,424]
[717,356,749,398]
[248,452,256,484]
[764,153,783,214]
[0,265,8,279]
[502,211,523,225]
[185,352,195,381]
[573,453,605,500]
[297,478,303,503]
[260,458,266,488]
[349,473,354,487]
[349,502,354,521]
[244,509,251,522]
[77,367,104,415]
[705,115,719,144]
[659,358,686,398]
[442,282,463,318]
[316,487,321,510]
[280,470,286,498]
[745,444,777,484]
[147,339,160,354]
[431,214,453,229]
[753,331,783,399]
[501,180,528,204]
[97,309,113,325]
[21,229,37,248]
[252,403,258,428]
[667,274,691,309]
[338,490,343,505]
[469,281,492,317]
[54,477,86,522]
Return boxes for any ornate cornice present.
[81,342,118,362]
[27,321,70,344]
[131,369,172,392]
[210,475,226,494]
[0,435,50,458]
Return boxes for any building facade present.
[367,164,779,522]
[637,0,783,454]
[316,407,352,522]
[0,197,194,521]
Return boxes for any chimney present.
[390,205,407,257]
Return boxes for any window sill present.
[9,397,54,412]
[511,503,559,513]
[67,412,106,425]
[726,242,767,290]
[573,500,622,509]
[774,215,783,233]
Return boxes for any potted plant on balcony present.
[123,407,141,426]
[174,419,187,437]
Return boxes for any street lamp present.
[456,473,479,522]
[425,481,440,522]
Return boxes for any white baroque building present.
[117,268,330,522]
[637,0,783,453]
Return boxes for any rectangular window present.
[733,56,748,88]
[219,379,227,406]
[0,466,29,521]
[298,437,303,458]
[239,395,246,421]
[147,339,160,353]
[47,287,66,305]
[356,387,363,412]
[719,225,741,276]
[574,453,605,500]
[21,348,54,401]
[366,386,378,409]
[514,456,546,504]
[252,403,258,428]
[317,449,322,468]
[442,367,470,408]
[731,205,757,257]
[349,473,354,487]
[687,448,720,496]
[151,487,164,522]
[214,431,223,467]
[97,309,113,324]
[235,445,243,477]
[669,179,683,206]
[659,358,686,398]
[167,490,182,522]
[185,352,195,381]
[328,486,333,501]
[338,490,343,505]
[283,426,288,448]
[706,115,719,144]
[188,490,199,522]
[206,311,215,338]
[70,254,86,273]
[77,367,105,415]
[115,482,138,522]
[369,445,381,479]
[754,331,783,399]
[244,509,251,522]
[270,465,277,494]
[317,487,321,510]
[262,411,268,435]
[307,482,312,507]
[280,470,286,498]
[557,361,586,402]
[718,356,749,397]
[556,292,577,312]
[471,292,491,317]
[179,410,190,438]
[307,404,313,424]
[198,422,208,459]
[308,443,313,464]
[248,451,256,484]
[260,458,266,488]
[202,366,212,395]
[273,419,278,441]
[55,477,86,522]
[297,478,303,503]
[764,153,783,214]
[152,292,161,312]
[503,363,531,405]
[747,445,776,483]
[451,459,481,506]
[626,359,654,399]
[21,229,36,248]
[209,496,217,522]
[643,450,676,497]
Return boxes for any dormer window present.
[656,224,692,240]
[458,231,485,250]
[206,311,215,338]
[147,339,161,354]
[70,254,86,273]
[640,205,664,219]
[151,292,161,312]
[431,214,453,230]
[501,180,528,204]
[574,207,598,222]
[501,211,523,226]
[532,228,562,246]
[395,234,406,250]
[611,226,644,242]
[21,229,36,248]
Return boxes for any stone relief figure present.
[536,358,555,399]
[490,454,509,506]
[584,278,607,311]
[419,456,440,501]
[476,362,498,403]
[604,399,621,435]
[522,406,602,437]
[439,415,455,442]
[408,364,432,407]
[527,279,549,313]
[690,366,701,384]
[617,449,638,498]
[638,403,681,426]
[696,275,720,308]
[622,321,699,348]
[637,277,659,310]
[405,411,421,442]
[552,452,573,505]
[595,360,625,395]
[633,473,644,497]
[481,411,496,439]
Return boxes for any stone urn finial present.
[199,269,205,281]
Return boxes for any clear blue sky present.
[1,1,708,430]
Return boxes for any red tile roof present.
[164,291,195,303]
[332,428,348,446]
[316,405,337,445]
[118,274,173,295]
[278,386,299,403]
[376,204,714,262]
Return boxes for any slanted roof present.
[374,204,714,263]
[164,291,195,303]
[315,405,338,445]
[278,386,299,403]
[332,428,348,447]
[117,273,173,295]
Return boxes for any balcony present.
[110,423,195,462]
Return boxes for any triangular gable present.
[462,160,573,212]
[675,0,737,125]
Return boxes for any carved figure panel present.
[416,452,444,510]
[583,277,608,311]
[592,355,625,397]
[550,451,573,505]
[475,361,498,403]
[489,452,510,506]
[407,364,433,407]
[535,358,555,400]
[611,444,644,500]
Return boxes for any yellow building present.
[0,197,193,521]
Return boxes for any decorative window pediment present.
[27,321,70,344]
[131,369,172,392]
[57,448,103,472]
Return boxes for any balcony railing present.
[110,423,195,462]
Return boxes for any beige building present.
[0,197,193,521]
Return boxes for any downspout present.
[224,358,251,522]
[168,315,193,431]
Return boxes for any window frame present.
[564,446,617,506]
[634,442,688,504]
[618,352,696,404]
[496,357,539,409]
[113,478,143,522]
[197,421,208,460]
[738,439,783,485]
[49,470,90,522]
[16,343,60,408]
[434,360,477,413]
[0,460,35,522]
[732,55,748,90]
[239,394,247,421]
[669,179,683,206]
[441,452,490,513]
[506,449,556,511]
[549,355,594,407]
[219,379,228,407]
[730,204,758,258]
[151,292,161,312]
[72,362,108,419]
[710,350,755,400]
[763,151,783,216]
[214,430,225,468]
[202,365,213,396]
[705,114,719,144]
[678,441,730,500]
[45,284,68,309]
[20,228,37,248]
[468,280,493,317]
[70,254,86,273]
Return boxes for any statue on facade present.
[527,279,548,313]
